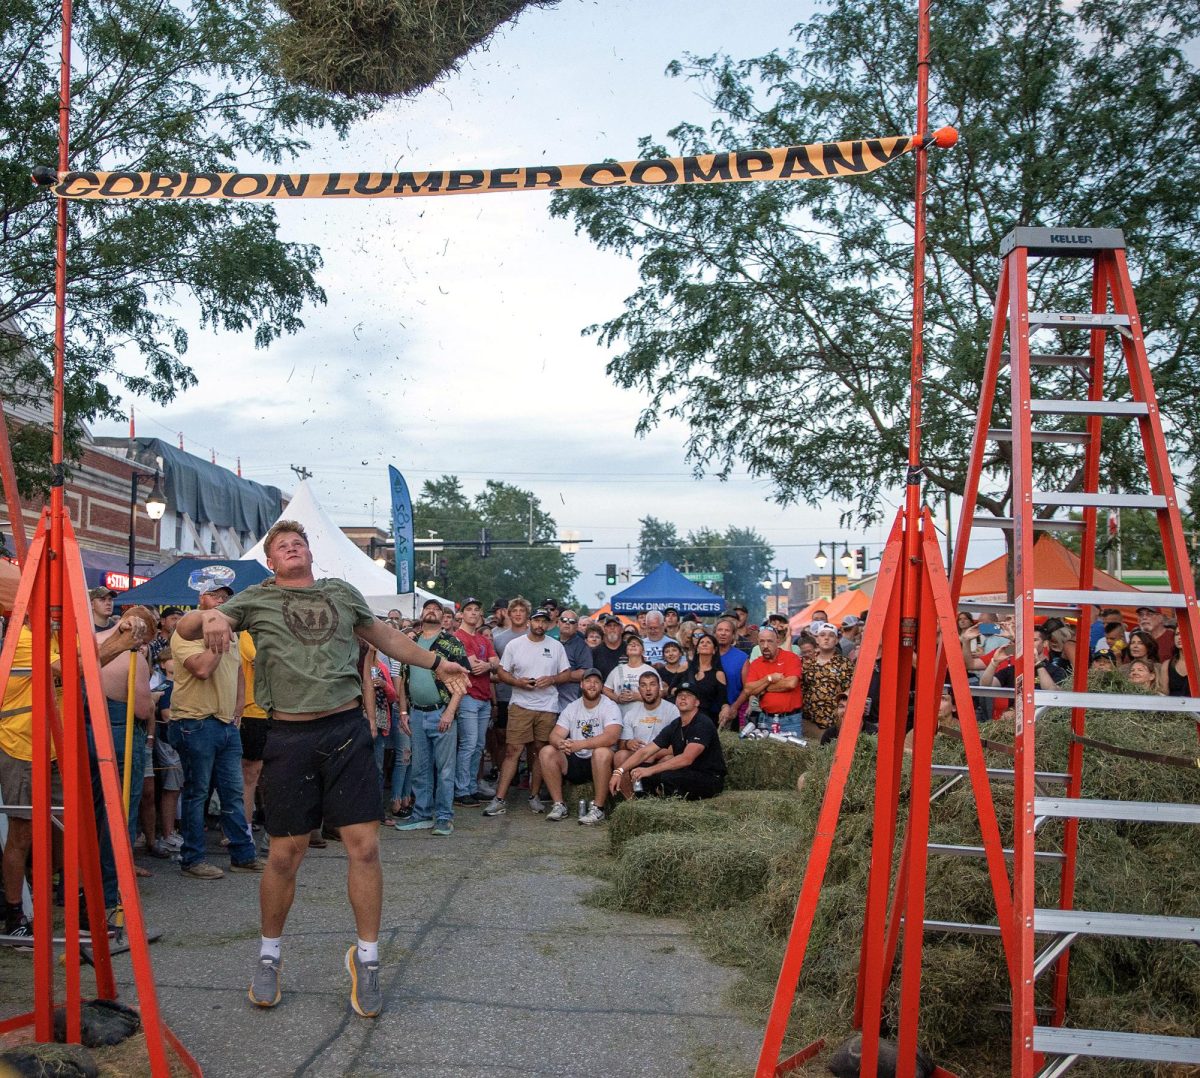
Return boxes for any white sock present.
[357,938,379,964]
[260,936,282,961]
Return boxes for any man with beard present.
[484,609,570,817]
[612,670,679,799]
[396,600,467,834]
[539,670,621,825]
[609,680,726,801]
[590,614,627,681]
[729,626,803,736]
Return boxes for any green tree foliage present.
[0,0,371,493]
[550,0,1200,526]
[414,476,579,606]
[635,515,680,574]
[636,515,774,619]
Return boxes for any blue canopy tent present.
[610,562,726,615]
[113,558,270,607]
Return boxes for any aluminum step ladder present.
[947,226,1200,1076]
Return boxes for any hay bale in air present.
[273,0,557,99]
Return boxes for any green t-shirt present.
[408,637,441,709]
[218,578,375,715]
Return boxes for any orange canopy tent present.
[788,588,871,637]
[959,535,1140,601]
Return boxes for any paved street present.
[2,806,759,1076]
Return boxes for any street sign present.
[683,571,723,583]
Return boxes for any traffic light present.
[854,547,867,573]
[605,563,618,586]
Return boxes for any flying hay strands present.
[273,0,557,98]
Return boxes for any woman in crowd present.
[1158,627,1190,697]
[676,621,697,662]
[603,634,659,718]
[658,638,690,700]
[1126,657,1163,694]
[687,632,728,720]
[1125,630,1158,667]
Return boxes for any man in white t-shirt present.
[613,671,679,798]
[539,669,622,826]
[484,609,570,817]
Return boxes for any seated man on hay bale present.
[612,670,678,799]
[610,679,726,802]
[539,669,621,825]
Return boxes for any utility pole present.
[290,464,313,482]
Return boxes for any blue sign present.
[388,465,415,594]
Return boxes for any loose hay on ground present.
[591,709,1200,1076]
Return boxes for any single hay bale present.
[607,797,731,853]
[708,789,808,828]
[0,1043,97,1078]
[608,831,771,916]
[273,0,557,98]
[722,732,813,790]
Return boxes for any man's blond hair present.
[507,595,531,613]
[264,519,309,560]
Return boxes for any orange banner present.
[44,135,918,200]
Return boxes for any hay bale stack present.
[273,0,556,98]
[608,831,773,916]
[722,732,813,790]
[607,797,732,853]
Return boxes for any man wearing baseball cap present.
[839,615,863,659]
[1136,605,1175,663]
[539,669,621,825]
[609,678,725,801]
[89,586,117,631]
[452,597,497,806]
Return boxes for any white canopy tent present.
[243,479,451,616]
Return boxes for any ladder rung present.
[1033,588,1186,608]
[971,516,1086,532]
[967,684,1015,699]
[1028,311,1132,331]
[931,764,1069,783]
[958,598,1080,614]
[987,428,1091,444]
[1001,351,1093,370]
[1034,689,1200,713]
[1033,1027,1200,1064]
[928,842,1065,864]
[1033,798,1200,824]
[1034,909,1200,941]
[1030,399,1147,417]
[923,919,1003,936]
[1032,491,1167,510]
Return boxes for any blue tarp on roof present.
[610,562,726,615]
[114,558,269,607]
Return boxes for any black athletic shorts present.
[493,700,509,730]
[260,708,382,836]
[240,716,269,762]
[640,768,724,801]
[564,753,597,785]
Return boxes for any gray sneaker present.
[579,803,606,826]
[482,797,507,817]
[248,954,281,1007]
[546,802,569,822]
[528,795,546,814]
[345,945,382,1017]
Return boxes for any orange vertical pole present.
[28,544,54,1039]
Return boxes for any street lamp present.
[128,469,167,588]
[761,568,791,618]
[813,541,853,605]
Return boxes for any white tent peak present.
[242,479,450,615]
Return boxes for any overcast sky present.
[93,0,1006,606]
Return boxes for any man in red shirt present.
[1136,605,1175,663]
[452,597,498,805]
[728,626,804,735]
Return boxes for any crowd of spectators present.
[2,581,1187,945]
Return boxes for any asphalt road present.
[2,804,760,1076]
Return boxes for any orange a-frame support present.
[753,0,1011,1072]
[0,0,198,1069]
